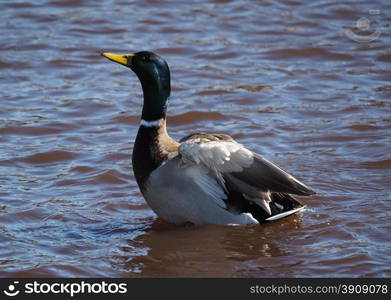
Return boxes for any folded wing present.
[178,133,315,222]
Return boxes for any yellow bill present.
[101,53,134,66]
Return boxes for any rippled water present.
[0,0,390,277]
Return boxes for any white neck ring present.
[140,118,162,128]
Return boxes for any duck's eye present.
[141,55,150,63]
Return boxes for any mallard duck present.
[102,51,315,225]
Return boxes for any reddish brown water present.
[0,0,390,277]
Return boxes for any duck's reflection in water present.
[118,216,305,277]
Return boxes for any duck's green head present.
[102,51,170,121]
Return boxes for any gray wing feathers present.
[179,134,314,196]
[177,133,315,219]
[180,132,233,143]
[230,153,316,196]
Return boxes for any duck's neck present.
[140,75,170,121]
[132,118,178,193]
[132,66,175,192]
